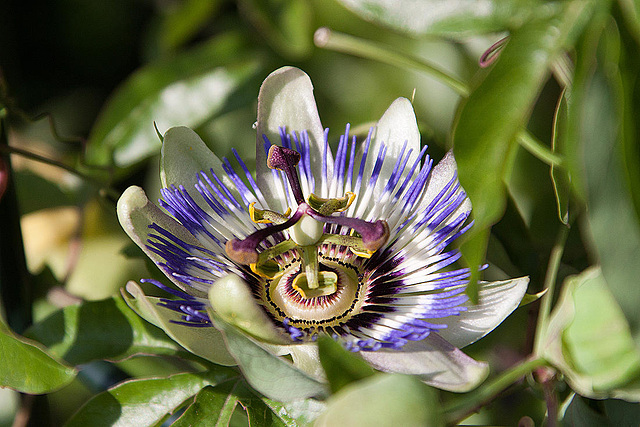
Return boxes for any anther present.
[225,209,304,265]
[305,208,390,252]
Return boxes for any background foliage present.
[1,0,640,425]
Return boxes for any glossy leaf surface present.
[25,296,180,365]
[337,0,537,38]
[0,319,76,394]
[454,1,591,231]
[66,369,238,426]
[171,382,240,427]
[85,33,262,167]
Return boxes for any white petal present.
[117,186,208,298]
[161,126,248,207]
[437,277,530,348]
[354,98,421,218]
[123,281,236,366]
[256,67,331,207]
[360,333,489,392]
[419,150,472,222]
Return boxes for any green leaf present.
[237,0,313,58]
[85,32,263,167]
[171,381,240,427]
[154,0,223,54]
[122,282,237,366]
[618,0,640,42]
[236,382,290,427]
[454,1,592,299]
[25,296,181,365]
[212,316,328,402]
[336,0,538,38]
[178,383,327,427]
[620,24,640,239]
[0,318,76,394]
[317,336,374,394]
[561,394,610,427]
[315,374,443,427]
[570,14,640,343]
[564,2,610,200]
[260,398,326,426]
[541,267,640,400]
[454,1,592,231]
[66,369,238,427]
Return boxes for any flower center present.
[222,144,393,340]
[225,145,389,300]
[263,256,366,333]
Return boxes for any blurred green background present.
[2,0,640,425]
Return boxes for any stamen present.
[266,145,305,205]
[319,234,375,258]
[252,240,298,278]
[308,192,355,215]
[227,145,389,272]
[225,209,304,264]
[249,202,291,224]
[306,208,390,252]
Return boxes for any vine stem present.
[314,27,565,169]
[313,27,470,97]
[517,130,565,168]
[0,144,120,201]
[533,225,570,355]
[443,357,547,424]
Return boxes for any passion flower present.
[118,66,529,393]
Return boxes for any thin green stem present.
[533,225,569,355]
[314,28,470,97]
[0,144,120,200]
[444,357,547,424]
[517,130,565,167]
